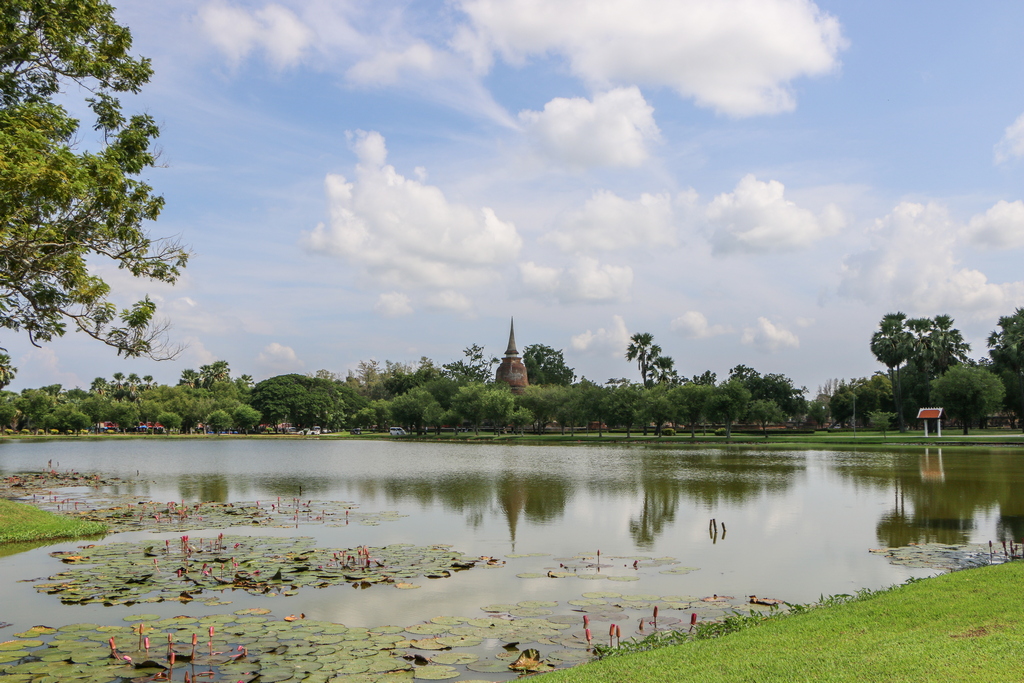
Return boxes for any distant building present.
[495,318,529,394]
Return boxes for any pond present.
[1,438,1021,680]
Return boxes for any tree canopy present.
[1,0,189,358]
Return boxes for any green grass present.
[545,563,1024,682]
[0,498,106,544]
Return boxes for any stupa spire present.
[505,318,519,357]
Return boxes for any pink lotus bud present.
[583,615,590,627]
[585,628,592,642]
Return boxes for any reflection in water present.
[178,474,230,503]
[626,451,802,549]
[832,448,1024,547]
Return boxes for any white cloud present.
[302,131,522,291]
[838,201,1024,317]
[741,317,799,352]
[177,336,218,368]
[347,42,447,85]
[995,112,1024,164]
[257,342,304,374]
[707,175,842,254]
[423,290,473,313]
[670,311,732,339]
[545,190,676,252]
[519,257,633,303]
[16,348,83,390]
[198,2,313,68]
[571,315,631,355]
[965,200,1024,250]
[374,292,413,318]
[458,0,846,116]
[518,87,660,168]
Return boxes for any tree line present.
[1,309,1022,437]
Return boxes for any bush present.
[714,428,727,437]
[20,429,29,434]
[661,428,675,436]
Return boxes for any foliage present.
[929,364,1005,435]
[523,343,576,385]
[671,383,713,437]
[231,404,261,433]
[0,352,16,388]
[729,365,806,416]
[625,333,661,388]
[989,307,1024,431]
[747,398,784,436]
[710,379,751,438]
[0,0,189,357]
[443,344,497,383]
[805,398,829,428]
[867,410,895,437]
[206,408,232,433]
[604,382,643,437]
[155,410,181,433]
[249,374,364,429]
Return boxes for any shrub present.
[714,428,727,436]
[661,428,675,436]
[20,429,29,434]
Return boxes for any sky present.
[6,0,1024,394]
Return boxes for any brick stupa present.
[495,318,529,394]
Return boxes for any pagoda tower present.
[495,318,529,394]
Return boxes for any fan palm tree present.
[989,307,1024,433]
[928,314,970,375]
[870,312,912,431]
[0,354,16,390]
[179,369,199,388]
[625,333,661,388]
[652,355,678,385]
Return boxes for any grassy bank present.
[0,498,106,544]
[544,562,1024,682]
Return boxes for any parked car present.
[389,427,407,436]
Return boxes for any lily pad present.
[412,665,459,680]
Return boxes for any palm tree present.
[111,372,126,401]
[179,369,199,388]
[989,307,1024,433]
[928,314,970,375]
[652,355,678,385]
[870,312,912,432]
[0,354,16,390]
[626,333,661,388]
[90,377,109,395]
[199,360,231,388]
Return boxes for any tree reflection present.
[832,448,1024,547]
[627,451,802,549]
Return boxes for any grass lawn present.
[544,562,1024,682]
[0,498,106,544]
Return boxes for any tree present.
[870,312,912,431]
[522,344,576,386]
[443,344,498,384]
[747,399,784,437]
[710,379,751,438]
[651,355,679,386]
[0,353,16,389]
[671,383,713,437]
[389,387,440,435]
[156,410,181,434]
[0,0,189,357]
[249,374,361,429]
[930,365,1005,435]
[481,385,516,434]
[604,382,643,437]
[989,308,1024,432]
[806,398,829,429]
[625,333,661,388]
[108,401,138,432]
[452,383,488,435]
[207,409,232,434]
[729,365,806,416]
[232,404,261,434]
[867,410,895,438]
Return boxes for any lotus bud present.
[583,615,590,628]
[585,627,592,643]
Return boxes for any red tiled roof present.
[917,408,944,419]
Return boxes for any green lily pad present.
[606,575,640,582]
[413,665,459,680]
[430,652,478,665]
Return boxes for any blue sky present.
[7,0,1024,393]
